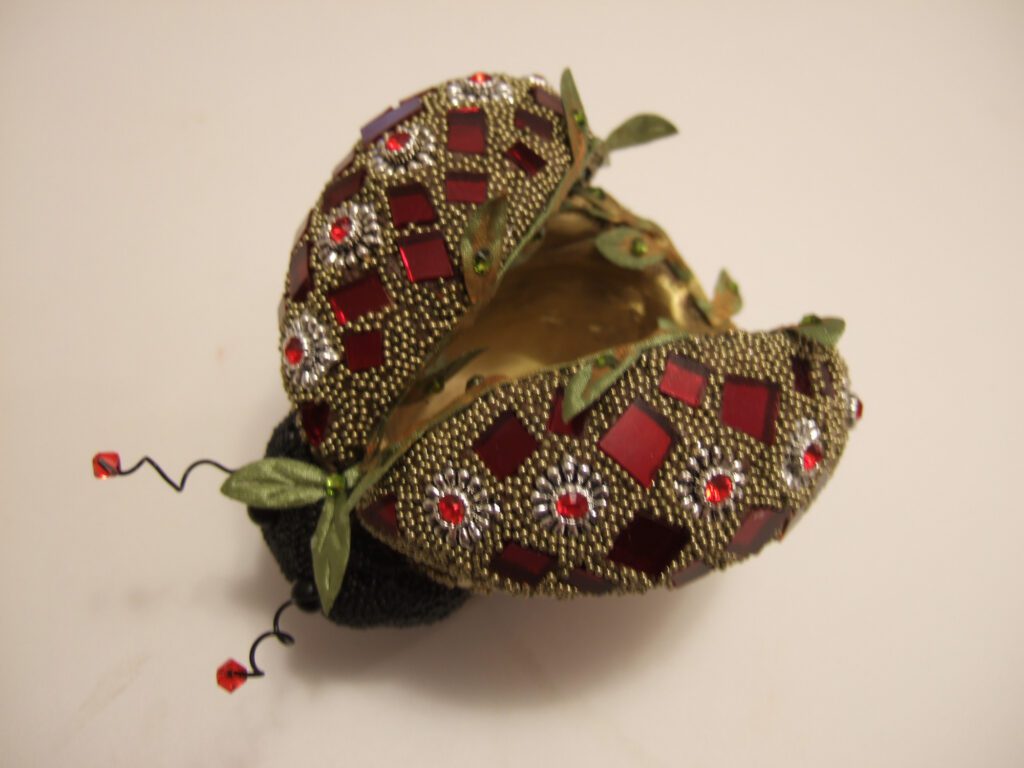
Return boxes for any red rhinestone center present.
[385,132,411,152]
[555,491,589,519]
[469,71,491,84]
[438,494,466,525]
[284,337,304,366]
[802,443,824,472]
[704,474,734,504]
[329,216,351,244]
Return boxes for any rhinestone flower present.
[675,442,746,520]
[784,418,826,490]
[423,467,500,549]
[446,72,514,106]
[370,122,436,177]
[532,455,608,536]
[316,201,381,269]
[280,313,340,389]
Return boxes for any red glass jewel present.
[855,398,864,421]
[659,354,708,408]
[283,337,304,366]
[92,452,121,479]
[669,561,711,588]
[397,232,454,282]
[387,183,436,227]
[514,108,553,140]
[506,141,546,175]
[469,71,492,84]
[287,239,312,302]
[531,86,565,116]
[608,514,691,577]
[447,108,487,154]
[728,507,784,557]
[344,330,384,372]
[361,496,399,537]
[216,659,247,693]
[547,388,588,437]
[555,491,589,519]
[802,443,824,472]
[490,543,556,586]
[445,171,488,204]
[720,376,780,444]
[329,216,351,244]
[473,411,538,480]
[385,132,411,152]
[328,272,391,325]
[322,168,366,210]
[566,568,613,594]
[438,495,466,525]
[704,474,734,504]
[300,402,330,448]
[792,357,813,395]
[598,400,675,487]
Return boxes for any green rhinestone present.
[428,377,444,393]
[473,248,492,275]
[324,474,346,497]
[573,111,586,127]
[631,238,649,256]
[466,375,485,391]
[596,353,617,368]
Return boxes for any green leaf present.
[604,113,678,152]
[795,315,846,347]
[559,69,589,164]
[711,269,743,322]
[460,196,509,303]
[596,226,666,269]
[311,494,350,614]
[563,346,640,422]
[220,458,327,508]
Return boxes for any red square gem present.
[547,388,587,437]
[287,239,312,302]
[361,496,398,537]
[328,272,390,325]
[531,86,565,115]
[506,141,546,176]
[322,168,366,210]
[721,376,780,444]
[659,354,708,407]
[491,543,555,586]
[361,97,423,144]
[387,182,436,227]
[514,108,553,140]
[473,410,538,480]
[792,357,813,395]
[599,400,676,487]
[344,330,384,371]
[728,507,785,557]
[397,232,453,282]
[608,514,690,577]
[447,108,487,154]
[445,171,488,204]
[299,402,331,448]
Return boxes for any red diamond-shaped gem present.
[344,330,384,372]
[729,507,785,557]
[721,376,780,444]
[322,168,366,210]
[328,272,391,326]
[514,108,553,141]
[531,86,565,116]
[792,357,813,395]
[566,568,613,594]
[599,400,676,487]
[669,561,711,588]
[473,411,538,480]
[216,659,248,693]
[361,97,423,144]
[608,514,690,577]
[299,402,330,448]
[506,141,546,176]
[445,171,488,204]
[387,183,436,227]
[447,108,487,154]
[491,543,555,586]
[659,354,709,408]
[92,452,121,479]
[398,232,453,282]
[704,474,734,504]
[287,239,312,302]
[548,388,588,436]
[361,496,398,537]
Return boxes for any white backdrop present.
[1,1,1021,766]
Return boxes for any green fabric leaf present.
[795,315,846,347]
[596,226,666,269]
[604,113,678,152]
[711,269,743,322]
[460,197,509,304]
[563,346,640,422]
[220,458,327,508]
[559,69,589,163]
[311,494,350,614]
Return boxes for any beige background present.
[2,1,1021,765]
